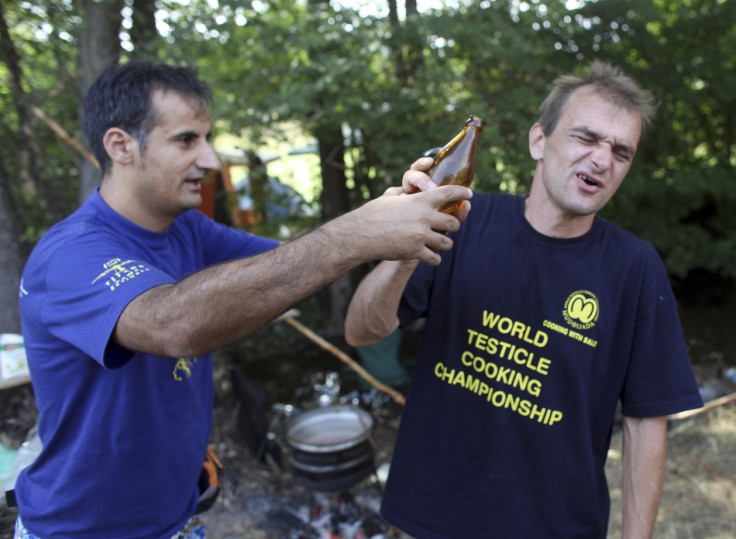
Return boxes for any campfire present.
[201,367,404,538]
[264,490,390,538]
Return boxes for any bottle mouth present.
[467,115,486,129]
[422,147,442,158]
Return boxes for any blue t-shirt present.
[382,193,703,538]
[16,191,278,538]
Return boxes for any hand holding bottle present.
[403,115,484,217]
[430,115,484,213]
[401,157,473,223]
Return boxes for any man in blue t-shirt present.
[345,61,703,538]
[11,62,472,539]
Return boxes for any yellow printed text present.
[434,361,563,426]
[466,329,551,375]
[482,311,549,347]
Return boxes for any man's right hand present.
[402,156,472,221]
[327,178,472,267]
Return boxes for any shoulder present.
[468,192,524,216]
[595,217,659,260]
[472,191,519,207]
[461,192,523,232]
[593,218,671,291]
[23,195,147,279]
[26,203,101,266]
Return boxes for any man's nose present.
[591,143,613,171]
[198,143,221,172]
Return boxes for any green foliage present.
[3,0,734,283]
[574,0,736,278]
[0,0,81,238]
[404,0,579,195]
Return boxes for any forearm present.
[345,259,418,347]
[113,182,470,357]
[621,416,667,539]
[116,224,365,357]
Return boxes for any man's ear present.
[529,123,546,160]
[102,128,137,166]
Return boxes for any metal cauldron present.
[287,404,375,492]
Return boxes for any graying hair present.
[538,61,657,142]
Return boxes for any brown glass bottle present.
[428,115,485,214]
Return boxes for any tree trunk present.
[130,0,159,61]
[75,0,123,201]
[0,2,46,332]
[317,123,350,221]
[304,0,356,335]
[387,0,408,85]
[0,162,26,334]
[0,1,45,202]
[315,123,352,333]
[388,0,422,85]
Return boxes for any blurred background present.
[0,1,734,536]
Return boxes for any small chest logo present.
[562,290,599,330]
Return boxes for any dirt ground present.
[195,394,736,539]
[2,365,736,538]
[608,405,736,539]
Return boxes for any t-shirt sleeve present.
[398,261,438,328]
[38,234,176,369]
[620,249,703,417]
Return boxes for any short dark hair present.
[538,61,657,142]
[83,61,213,174]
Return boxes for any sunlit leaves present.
[2,0,734,281]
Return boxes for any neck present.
[524,183,595,239]
[99,177,173,232]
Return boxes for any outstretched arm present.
[621,415,667,539]
[345,157,472,347]
[113,182,471,358]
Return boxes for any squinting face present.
[530,87,642,220]
[132,89,220,224]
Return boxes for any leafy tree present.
[1,0,734,332]
[567,0,736,287]
[76,0,124,198]
[0,0,82,330]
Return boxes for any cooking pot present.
[287,404,374,491]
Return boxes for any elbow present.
[160,338,209,359]
[114,313,212,359]
[345,330,370,348]
[344,321,368,347]
[153,320,218,358]
[344,317,398,348]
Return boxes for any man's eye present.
[573,134,595,144]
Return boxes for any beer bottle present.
[428,115,485,214]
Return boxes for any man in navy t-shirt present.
[345,61,703,538]
[12,62,473,538]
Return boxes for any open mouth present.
[184,178,203,192]
[577,173,599,188]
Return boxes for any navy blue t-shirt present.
[16,191,278,538]
[382,193,702,538]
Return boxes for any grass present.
[606,402,736,538]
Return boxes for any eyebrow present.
[570,127,636,160]
[168,129,212,142]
